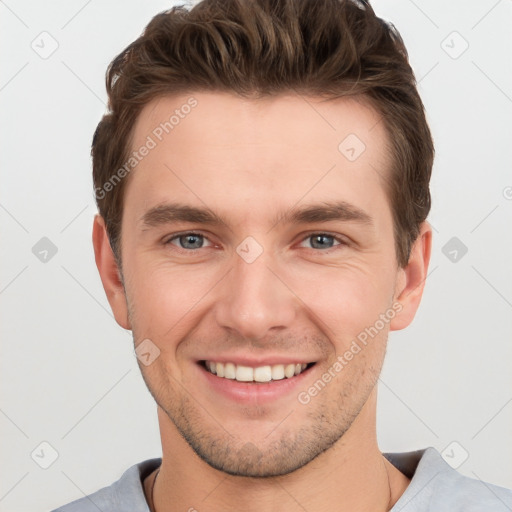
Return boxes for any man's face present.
[114,92,410,476]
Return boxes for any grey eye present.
[308,234,337,250]
[169,233,207,249]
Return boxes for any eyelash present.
[163,231,348,254]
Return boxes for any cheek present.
[282,261,395,345]
[125,265,212,390]
[126,259,219,341]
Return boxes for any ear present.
[390,221,432,331]
[92,214,131,330]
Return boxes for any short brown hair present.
[92,0,434,268]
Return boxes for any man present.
[53,0,512,510]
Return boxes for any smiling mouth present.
[200,360,316,383]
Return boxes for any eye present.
[163,232,346,253]
[165,232,213,250]
[299,233,346,251]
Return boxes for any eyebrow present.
[281,200,373,226]
[140,203,225,230]
[139,200,373,230]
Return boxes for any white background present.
[1,0,511,510]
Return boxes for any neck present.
[149,388,410,512]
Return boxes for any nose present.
[213,250,297,341]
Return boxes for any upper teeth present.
[205,361,308,382]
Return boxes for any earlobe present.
[92,214,131,330]
[390,222,432,331]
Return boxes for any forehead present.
[124,91,392,229]
[132,91,387,154]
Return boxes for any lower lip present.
[197,362,315,404]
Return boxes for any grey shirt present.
[51,447,512,511]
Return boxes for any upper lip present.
[198,356,317,366]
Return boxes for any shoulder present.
[429,462,512,511]
[386,447,512,511]
[50,458,161,512]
